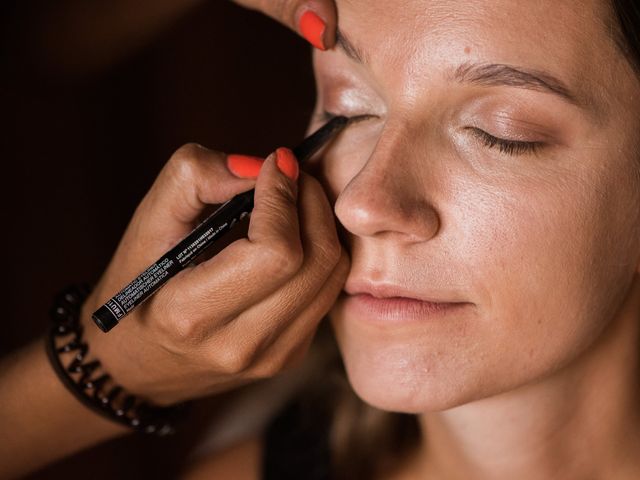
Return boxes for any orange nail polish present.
[226,154,264,178]
[299,11,326,51]
[275,148,299,181]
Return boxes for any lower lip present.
[343,293,469,323]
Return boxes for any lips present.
[344,280,465,304]
[341,280,471,323]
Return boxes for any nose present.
[334,129,441,243]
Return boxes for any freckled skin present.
[309,1,640,476]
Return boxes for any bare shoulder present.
[180,436,263,480]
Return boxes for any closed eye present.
[468,127,544,156]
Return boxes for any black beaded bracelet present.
[45,284,186,435]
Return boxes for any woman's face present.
[308,0,640,412]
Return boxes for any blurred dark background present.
[1,0,315,477]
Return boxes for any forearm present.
[0,340,129,479]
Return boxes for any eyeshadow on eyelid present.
[485,118,548,137]
[462,99,566,141]
[321,89,373,115]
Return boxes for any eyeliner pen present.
[92,116,351,332]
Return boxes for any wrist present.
[46,285,187,435]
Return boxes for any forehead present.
[336,0,622,110]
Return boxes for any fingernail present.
[299,10,326,51]
[226,154,264,178]
[275,147,299,181]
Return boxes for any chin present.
[335,337,485,414]
[328,300,499,413]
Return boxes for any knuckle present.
[168,143,203,183]
[263,241,304,276]
[217,343,256,375]
[172,142,205,163]
[154,294,209,346]
[180,319,206,344]
[166,315,209,346]
[167,143,224,185]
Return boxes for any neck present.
[416,277,640,480]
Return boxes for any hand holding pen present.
[92,117,352,331]
[80,119,353,406]
[0,2,348,476]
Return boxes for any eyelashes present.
[316,110,545,157]
[468,127,543,156]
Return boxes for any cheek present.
[467,166,639,390]
[460,183,600,374]
[330,161,640,413]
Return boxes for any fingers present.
[156,149,304,338]
[235,0,338,50]
[140,144,256,237]
[200,171,348,376]
[238,170,345,341]
[95,144,260,295]
[296,0,338,50]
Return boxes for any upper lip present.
[344,280,467,304]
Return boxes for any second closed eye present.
[467,127,544,156]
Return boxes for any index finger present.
[235,0,338,50]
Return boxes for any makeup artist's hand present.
[233,0,338,50]
[81,144,348,405]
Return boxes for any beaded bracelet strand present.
[45,284,186,435]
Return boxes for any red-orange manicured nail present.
[299,10,326,51]
[226,154,264,178]
[275,147,299,181]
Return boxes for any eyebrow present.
[335,28,368,64]
[335,29,590,112]
[452,62,584,108]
